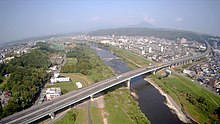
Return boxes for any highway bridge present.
[0,40,212,124]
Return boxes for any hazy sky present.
[0,0,220,43]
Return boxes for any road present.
[0,41,211,124]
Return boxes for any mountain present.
[126,21,155,28]
[87,27,220,42]
[0,32,85,48]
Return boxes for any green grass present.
[149,71,220,123]
[90,107,103,124]
[110,46,152,69]
[56,109,88,124]
[105,89,150,124]
[58,44,150,124]
[61,44,115,82]
[66,58,78,65]
[47,73,93,93]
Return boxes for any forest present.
[0,44,52,119]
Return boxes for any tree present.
[62,89,68,94]
[215,107,220,119]
[0,102,3,118]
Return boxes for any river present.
[89,44,183,124]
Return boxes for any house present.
[49,65,58,71]
[183,69,191,75]
[45,88,61,101]
[208,79,218,88]
[0,91,11,107]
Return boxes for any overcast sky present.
[0,0,220,43]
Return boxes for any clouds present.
[175,17,183,22]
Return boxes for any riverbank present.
[108,45,152,69]
[53,43,151,124]
[149,72,220,123]
[144,77,190,123]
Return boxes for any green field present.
[66,58,78,65]
[149,71,220,123]
[105,88,150,124]
[56,109,88,124]
[110,46,152,69]
[90,107,103,124]
[47,73,93,93]
[61,44,115,82]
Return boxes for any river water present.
[89,44,183,124]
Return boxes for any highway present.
[0,40,211,124]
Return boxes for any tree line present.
[0,43,52,119]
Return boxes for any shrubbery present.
[0,45,52,119]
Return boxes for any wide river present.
[89,44,183,124]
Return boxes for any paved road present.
[0,41,211,124]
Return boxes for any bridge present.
[0,40,212,124]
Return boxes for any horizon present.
[1,0,220,43]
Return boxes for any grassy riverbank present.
[109,46,152,69]
[105,88,150,124]
[54,43,150,124]
[149,70,220,123]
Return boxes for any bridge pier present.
[49,112,55,119]
[90,95,94,101]
[152,70,156,75]
[127,79,131,89]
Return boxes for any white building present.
[54,73,59,78]
[49,66,58,71]
[101,40,110,44]
[76,82,82,88]
[144,46,152,53]
[50,77,70,83]
[141,50,145,55]
[46,87,61,101]
[160,46,164,52]
[180,38,187,44]
[183,69,191,75]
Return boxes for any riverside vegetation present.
[150,71,220,123]
[61,44,114,82]
[56,43,150,124]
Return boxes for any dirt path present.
[88,100,93,124]
[144,78,191,123]
[101,109,108,124]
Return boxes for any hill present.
[87,28,220,42]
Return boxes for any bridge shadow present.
[32,73,156,123]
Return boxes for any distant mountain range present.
[87,27,220,42]
[0,32,84,48]
[126,21,155,28]
[1,27,219,49]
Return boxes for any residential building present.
[46,88,61,101]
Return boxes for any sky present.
[0,0,220,43]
